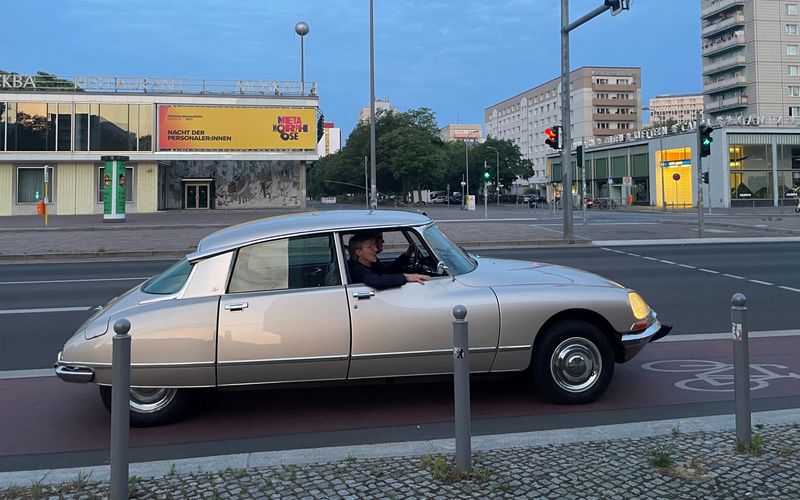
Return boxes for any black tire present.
[99,385,192,427]
[532,320,614,404]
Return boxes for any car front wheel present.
[99,386,191,427]
[532,320,614,404]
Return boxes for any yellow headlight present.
[629,292,651,320]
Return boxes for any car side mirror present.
[436,261,450,276]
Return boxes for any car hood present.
[456,257,623,288]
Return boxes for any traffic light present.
[545,126,561,150]
[699,124,713,157]
[576,145,584,168]
[702,172,709,184]
[483,171,491,181]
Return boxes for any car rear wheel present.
[99,386,191,427]
[532,320,614,404]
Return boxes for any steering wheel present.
[406,244,435,274]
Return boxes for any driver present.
[371,231,416,273]
[348,232,429,290]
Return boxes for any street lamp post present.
[294,22,309,95]
[465,140,470,199]
[368,0,377,210]
[487,145,500,205]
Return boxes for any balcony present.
[702,12,745,37]
[592,98,637,106]
[701,0,745,19]
[704,75,747,94]
[703,54,747,75]
[706,94,748,112]
[593,113,637,121]
[592,83,638,92]
[702,32,746,57]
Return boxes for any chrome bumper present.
[619,320,672,362]
[54,351,95,383]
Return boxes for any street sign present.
[623,176,632,187]
[673,173,681,181]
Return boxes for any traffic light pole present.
[561,1,613,241]
[696,110,704,238]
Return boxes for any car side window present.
[228,234,341,293]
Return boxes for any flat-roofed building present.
[484,66,641,195]
[317,122,342,157]
[439,124,483,143]
[648,94,705,124]
[0,73,319,216]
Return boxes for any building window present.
[790,65,800,76]
[596,122,610,129]
[790,107,800,116]
[16,166,54,203]
[789,24,799,35]
[788,3,798,15]
[788,44,799,55]
[790,86,800,96]
[617,123,631,130]
[97,165,134,203]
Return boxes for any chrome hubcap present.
[550,337,602,393]
[129,388,177,414]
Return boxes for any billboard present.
[157,106,317,151]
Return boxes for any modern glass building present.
[0,74,319,216]
[548,123,800,208]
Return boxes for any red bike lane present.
[1,335,798,468]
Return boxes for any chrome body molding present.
[55,365,94,383]
[497,345,532,352]
[218,355,350,366]
[350,346,496,360]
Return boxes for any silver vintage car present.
[55,210,670,426]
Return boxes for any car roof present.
[190,209,433,260]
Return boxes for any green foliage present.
[737,432,764,456]
[647,445,675,468]
[309,109,531,203]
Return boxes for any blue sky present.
[6,0,701,140]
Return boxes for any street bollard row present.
[452,305,471,473]
[731,293,751,448]
[111,318,131,500]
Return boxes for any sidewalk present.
[1,410,797,498]
[3,204,800,260]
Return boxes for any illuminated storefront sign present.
[157,106,317,151]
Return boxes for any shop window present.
[8,102,50,151]
[97,166,134,203]
[611,156,627,178]
[0,102,5,151]
[16,166,54,203]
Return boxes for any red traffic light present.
[544,126,561,149]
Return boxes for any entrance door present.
[184,183,210,209]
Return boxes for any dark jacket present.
[349,260,407,290]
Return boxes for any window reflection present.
[75,103,89,151]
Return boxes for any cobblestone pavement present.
[1,423,798,499]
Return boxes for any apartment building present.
[702,0,800,119]
[358,99,395,123]
[648,94,705,124]
[317,122,342,157]
[484,66,642,194]
[439,124,483,143]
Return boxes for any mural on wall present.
[163,160,302,209]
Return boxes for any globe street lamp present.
[294,21,309,95]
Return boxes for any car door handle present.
[224,302,249,311]
[352,291,375,300]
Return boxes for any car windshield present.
[141,259,193,295]
[421,224,476,275]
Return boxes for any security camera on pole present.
[560,0,633,240]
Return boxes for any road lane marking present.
[601,247,792,292]
[0,277,148,286]
[722,273,745,280]
[0,369,53,380]
[0,306,92,315]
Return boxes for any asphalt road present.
[1,243,799,472]
[2,242,800,372]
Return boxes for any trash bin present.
[36,200,45,215]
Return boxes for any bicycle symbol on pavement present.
[641,359,800,392]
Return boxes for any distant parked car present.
[449,195,463,204]
[528,195,548,208]
[55,210,670,426]
[431,196,448,204]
